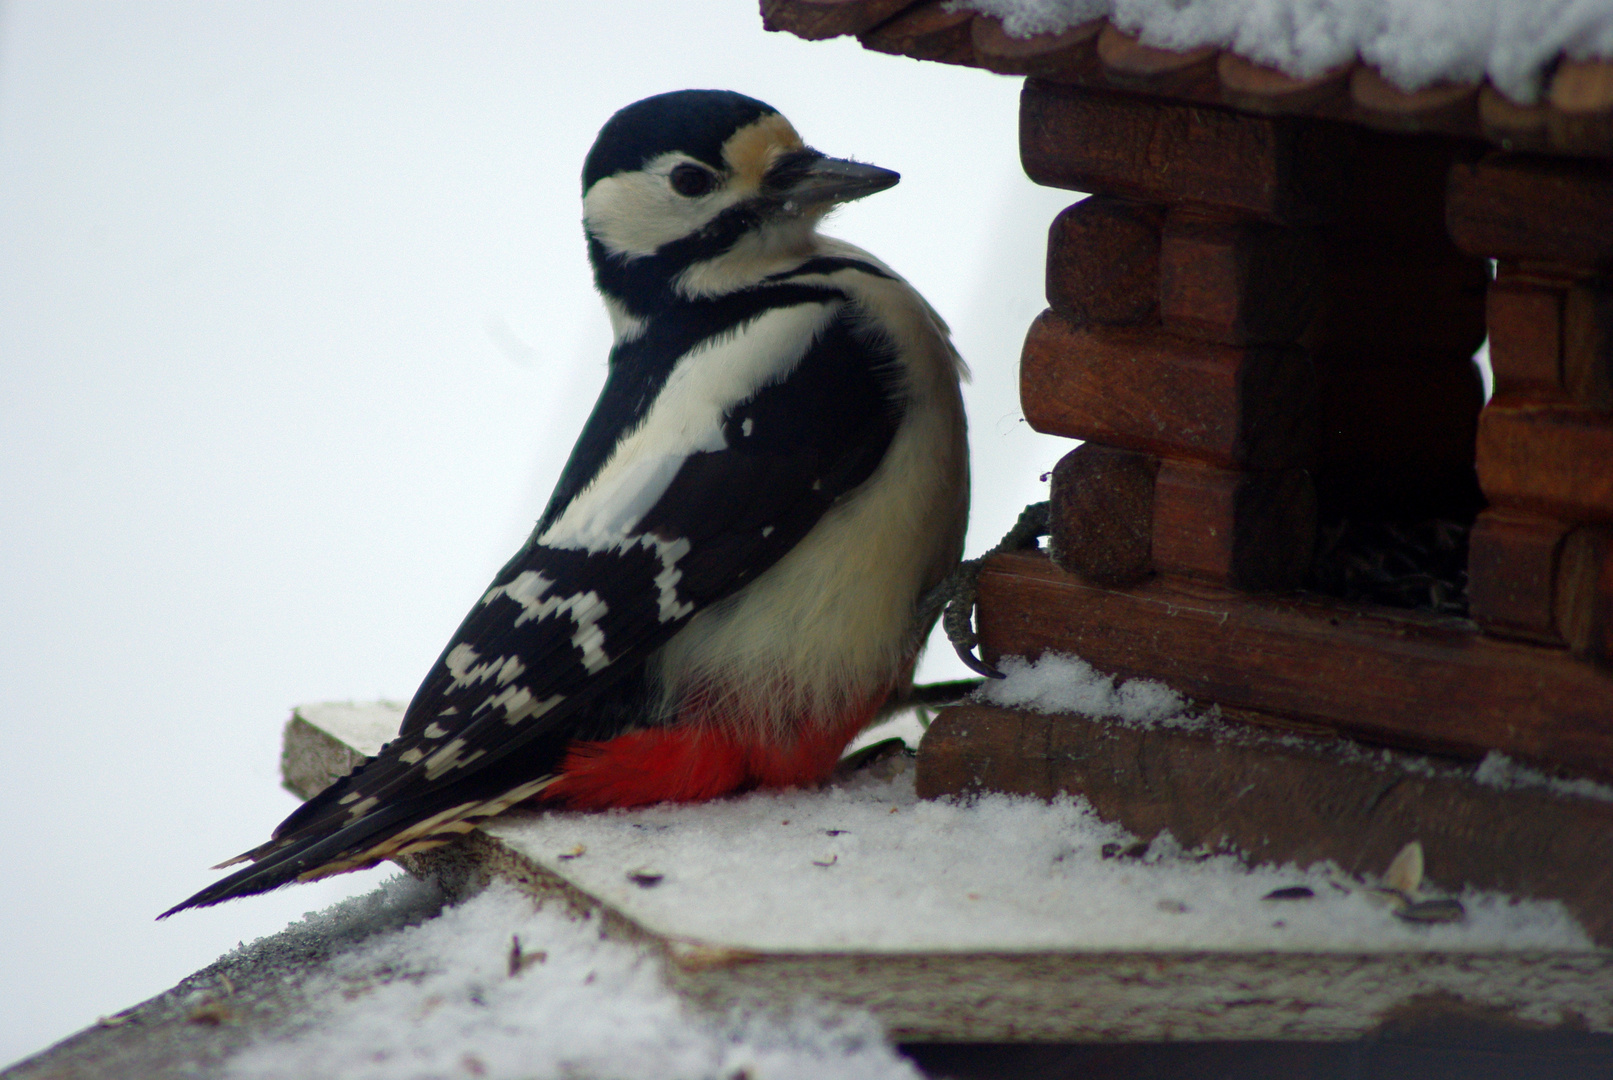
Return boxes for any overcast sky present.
[0,1,1078,1064]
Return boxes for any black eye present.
[669,164,716,198]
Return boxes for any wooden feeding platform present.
[765,0,1613,861]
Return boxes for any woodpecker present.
[164,90,969,915]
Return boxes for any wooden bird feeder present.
[764,0,1613,955]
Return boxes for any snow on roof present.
[953,0,1613,103]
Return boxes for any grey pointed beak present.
[767,152,900,209]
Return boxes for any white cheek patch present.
[583,155,750,259]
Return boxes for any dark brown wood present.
[1048,443,1157,586]
[759,0,917,40]
[1094,24,1219,99]
[973,550,1613,777]
[969,14,1103,78]
[859,0,975,65]
[1045,196,1163,324]
[1217,54,1352,116]
[1151,459,1316,590]
[1479,86,1553,154]
[1558,527,1613,665]
[1566,280,1613,412]
[1348,67,1481,138]
[1020,80,1345,223]
[1448,153,1613,268]
[917,704,1613,946]
[1477,398,1613,523]
[1548,59,1613,157]
[1467,509,1571,643]
[1159,209,1322,345]
[1020,310,1317,468]
[1488,280,1566,394]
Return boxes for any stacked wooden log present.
[1450,156,1613,664]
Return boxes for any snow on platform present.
[278,695,1613,1043]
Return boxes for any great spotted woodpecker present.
[164,90,969,915]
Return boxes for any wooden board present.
[1467,509,1571,644]
[974,551,1613,778]
[1045,195,1162,325]
[758,0,916,39]
[918,704,1613,946]
[1151,459,1316,591]
[1020,311,1317,469]
[1476,398,1613,523]
[1159,208,1322,345]
[1020,80,1344,223]
[1447,153,1613,267]
[1489,280,1567,395]
[1048,442,1157,586]
[268,705,1613,1046]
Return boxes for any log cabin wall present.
[762,0,1613,780]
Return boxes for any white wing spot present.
[338,792,361,805]
[346,796,379,820]
[761,525,774,538]
[643,534,695,623]
[506,692,564,725]
[423,722,449,739]
[399,748,425,765]
[444,643,527,691]
[741,417,754,437]
[424,738,467,781]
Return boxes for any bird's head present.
[581,90,898,314]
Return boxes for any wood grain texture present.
[1159,209,1322,345]
[973,550,1613,778]
[1045,195,1163,325]
[1548,60,1613,156]
[1488,280,1566,395]
[1558,527,1613,665]
[858,0,975,65]
[1094,24,1219,98]
[1217,54,1352,116]
[1151,459,1316,591]
[1477,398,1613,523]
[1020,310,1318,469]
[969,14,1103,78]
[1478,86,1552,153]
[1566,280,1613,412]
[1020,80,1345,223]
[917,704,1613,946]
[1048,442,1157,586]
[1467,509,1571,644]
[1348,68,1481,137]
[759,0,916,40]
[1448,153,1613,268]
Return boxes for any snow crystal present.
[950,0,1613,102]
[1474,750,1613,803]
[974,652,1196,728]
[228,880,919,1080]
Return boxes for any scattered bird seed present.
[508,934,547,976]
[1384,840,1425,896]
[1102,840,1151,860]
[1395,898,1467,924]
[627,869,664,888]
[1262,886,1315,901]
[557,844,586,860]
[811,854,837,867]
[1363,886,1412,911]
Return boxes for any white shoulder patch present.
[540,300,839,551]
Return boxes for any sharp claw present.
[954,642,1005,680]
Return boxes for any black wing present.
[163,301,903,915]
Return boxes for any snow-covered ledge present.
[285,701,1613,1043]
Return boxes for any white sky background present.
[0,0,1077,1064]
